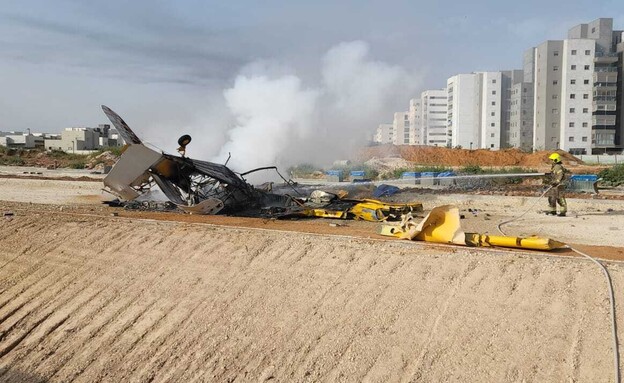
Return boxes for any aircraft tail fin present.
[101,105,143,145]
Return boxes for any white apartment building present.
[392,111,410,145]
[480,72,503,149]
[447,71,522,150]
[373,123,394,144]
[509,82,534,151]
[447,74,481,149]
[529,18,622,154]
[408,99,422,145]
[500,70,524,147]
[420,89,448,146]
[532,41,564,151]
[559,39,595,154]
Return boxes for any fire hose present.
[497,186,619,383]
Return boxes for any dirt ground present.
[1,176,624,382]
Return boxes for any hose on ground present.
[496,185,552,234]
[497,188,620,383]
[569,246,620,383]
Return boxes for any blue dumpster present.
[401,172,421,184]
[421,172,436,186]
[437,171,456,186]
[568,174,598,192]
[325,170,343,182]
[350,170,365,181]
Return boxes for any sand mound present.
[359,145,582,168]
[0,210,619,381]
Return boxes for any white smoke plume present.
[213,41,422,174]
[214,75,319,172]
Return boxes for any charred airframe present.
[101,106,422,220]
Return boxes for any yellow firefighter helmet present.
[549,152,561,162]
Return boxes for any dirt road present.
[1,177,624,382]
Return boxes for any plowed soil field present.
[1,176,624,382]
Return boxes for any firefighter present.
[546,152,569,216]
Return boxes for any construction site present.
[0,107,621,382]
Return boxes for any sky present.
[0,0,622,169]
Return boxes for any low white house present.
[44,124,126,153]
[0,131,45,148]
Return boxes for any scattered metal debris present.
[100,106,423,222]
[3,211,14,221]
[379,205,565,251]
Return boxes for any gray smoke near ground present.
[210,41,423,176]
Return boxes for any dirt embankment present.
[358,145,585,169]
[0,209,623,382]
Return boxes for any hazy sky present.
[0,0,622,165]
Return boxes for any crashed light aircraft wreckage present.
[379,205,565,251]
[101,105,423,221]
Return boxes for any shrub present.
[460,164,484,174]
[287,163,323,178]
[3,156,25,166]
[598,164,624,186]
[68,159,87,169]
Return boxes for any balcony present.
[594,51,618,64]
[594,88,617,98]
[593,71,618,84]
[593,83,618,92]
[593,100,617,112]
[594,66,617,73]
[593,96,617,102]
[591,129,616,148]
[592,115,616,126]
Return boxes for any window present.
[492,79,496,84]
[552,122,558,128]
[553,66,559,71]
[553,80,558,85]
[491,101,496,106]
[490,123,495,127]
[490,133,495,138]
[570,79,576,84]
[554,51,559,56]
[582,122,588,127]
[552,108,559,114]
[492,90,496,95]
[490,144,494,148]
[584,65,590,70]
[552,94,558,99]
[583,94,588,99]
[491,112,495,116]
[571,65,576,70]
[582,136,588,142]
[569,122,575,127]
[570,108,575,113]
[592,27,596,33]
[585,50,591,55]
[570,94,575,99]
[582,108,588,113]
[584,79,589,84]
[571,50,577,55]
[569,137,574,142]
